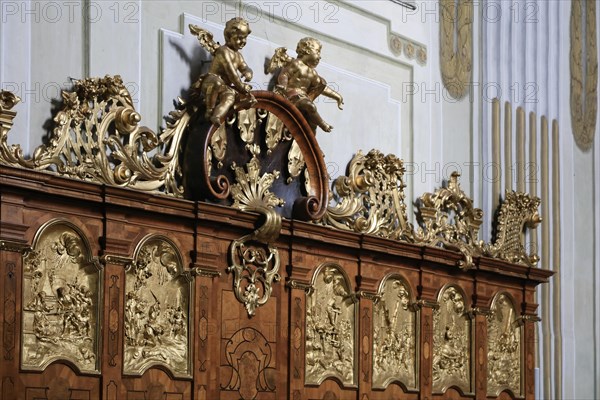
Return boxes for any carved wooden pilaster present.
[474,311,488,398]
[418,303,434,398]
[359,301,373,397]
[523,314,539,400]
[288,288,307,398]
[194,281,212,400]
[0,251,19,394]
[101,259,126,400]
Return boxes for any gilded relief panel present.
[305,264,356,386]
[487,293,521,397]
[372,276,417,390]
[21,220,101,373]
[124,236,191,377]
[432,286,471,394]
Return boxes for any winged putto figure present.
[267,37,344,133]
[189,18,256,125]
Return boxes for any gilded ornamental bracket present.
[227,149,284,317]
[414,172,483,269]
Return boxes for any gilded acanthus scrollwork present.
[372,276,417,390]
[305,264,356,386]
[483,190,541,267]
[414,171,483,269]
[487,293,521,396]
[124,236,191,377]
[21,221,101,373]
[0,75,189,196]
[432,286,471,394]
[322,149,413,241]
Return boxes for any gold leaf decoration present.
[440,0,473,99]
[483,190,541,267]
[21,221,102,374]
[124,236,191,377]
[305,264,356,386]
[228,146,284,316]
[487,293,521,396]
[0,76,188,196]
[432,286,471,393]
[414,172,483,269]
[372,276,417,390]
[322,149,413,241]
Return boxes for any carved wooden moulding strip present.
[21,220,102,374]
[305,263,357,387]
[372,275,418,390]
[124,235,192,377]
[432,285,472,394]
[487,292,522,397]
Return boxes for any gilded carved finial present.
[483,191,542,267]
[0,90,21,111]
[0,91,21,161]
[267,38,343,133]
[322,149,413,241]
[189,18,257,125]
[414,171,484,269]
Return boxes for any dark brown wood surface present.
[0,165,552,399]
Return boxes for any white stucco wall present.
[1,0,598,397]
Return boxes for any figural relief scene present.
[21,221,101,373]
[433,285,471,394]
[305,265,356,387]
[487,293,522,397]
[372,276,418,390]
[124,236,191,377]
[0,6,554,397]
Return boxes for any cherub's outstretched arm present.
[322,86,344,110]
[238,58,253,82]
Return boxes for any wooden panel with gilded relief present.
[285,222,360,400]
[358,246,420,400]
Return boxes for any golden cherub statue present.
[267,37,343,133]
[189,18,256,125]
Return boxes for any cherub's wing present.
[266,47,293,73]
[189,24,220,55]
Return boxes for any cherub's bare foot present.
[319,122,333,132]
